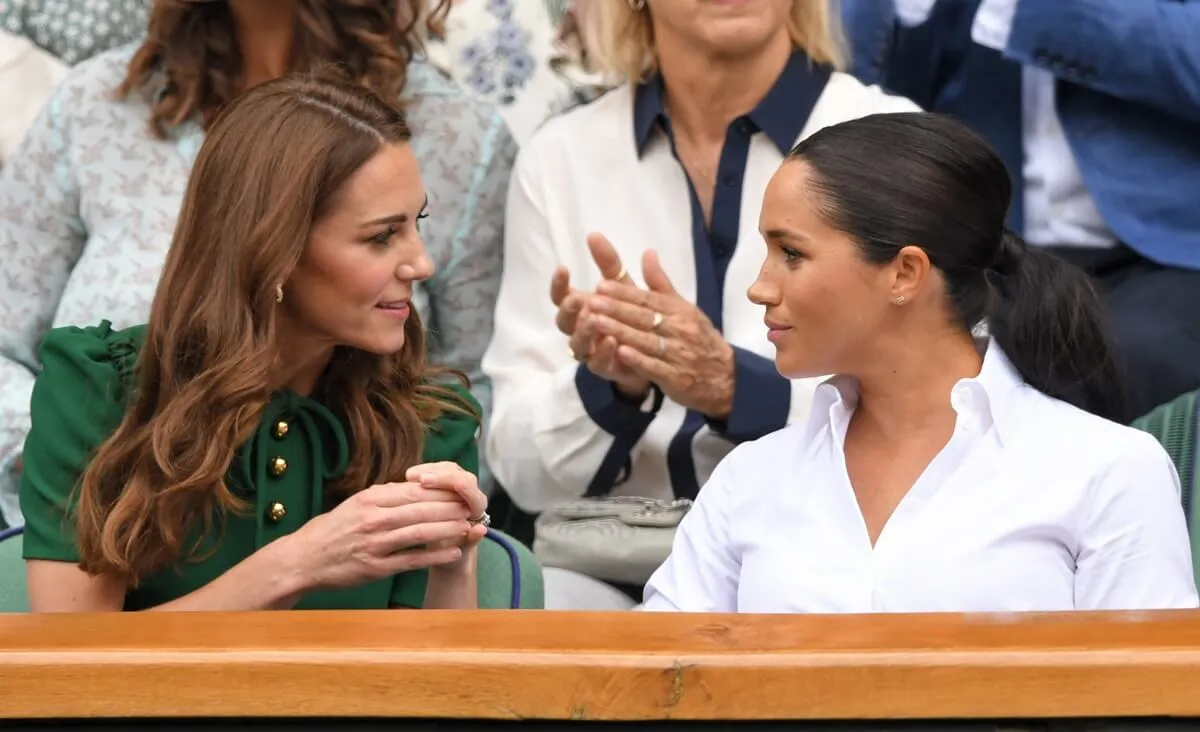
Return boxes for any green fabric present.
[1133,389,1200,590]
[2,529,543,612]
[17,321,538,610]
[0,534,27,613]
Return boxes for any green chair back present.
[0,527,542,612]
[1133,390,1200,588]
[0,530,28,613]
[480,529,544,609]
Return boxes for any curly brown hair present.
[117,0,448,136]
[74,73,473,584]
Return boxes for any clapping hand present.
[551,233,651,401]
[587,249,736,419]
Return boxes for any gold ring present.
[652,311,663,332]
[611,267,627,281]
[569,345,588,362]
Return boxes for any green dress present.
[18,321,482,610]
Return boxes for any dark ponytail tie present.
[989,229,1027,278]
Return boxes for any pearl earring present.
[275,285,284,304]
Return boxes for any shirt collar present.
[800,338,1028,448]
[631,51,833,157]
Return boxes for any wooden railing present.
[1,609,1200,723]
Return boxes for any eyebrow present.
[763,228,805,242]
[361,196,429,227]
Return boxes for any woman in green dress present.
[19,72,491,612]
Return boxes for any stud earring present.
[275,285,284,304]
[894,295,906,304]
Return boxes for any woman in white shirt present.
[482,0,917,610]
[642,112,1199,614]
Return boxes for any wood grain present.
[1,609,1199,720]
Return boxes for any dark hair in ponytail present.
[787,112,1129,422]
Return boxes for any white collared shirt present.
[643,342,1198,613]
[892,0,1116,249]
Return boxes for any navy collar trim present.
[632,51,833,156]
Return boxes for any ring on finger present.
[611,267,627,281]
[657,335,666,358]
[651,311,664,333]
[468,511,491,528]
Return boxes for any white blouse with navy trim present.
[483,54,920,511]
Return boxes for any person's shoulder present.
[810,71,923,126]
[517,83,632,170]
[21,320,146,562]
[1025,391,1175,474]
[420,381,482,464]
[402,59,516,166]
[529,83,631,144]
[54,42,143,101]
[403,59,503,132]
[38,320,146,393]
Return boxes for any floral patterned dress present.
[0,0,147,65]
[421,0,610,142]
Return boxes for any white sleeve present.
[641,454,741,612]
[970,0,1020,51]
[1074,433,1199,610]
[481,140,660,513]
[892,0,939,27]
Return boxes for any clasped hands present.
[289,461,488,591]
[553,233,736,420]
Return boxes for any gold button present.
[269,457,288,477]
[266,501,286,523]
[273,420,289,439]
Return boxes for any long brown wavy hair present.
[74,73,472,585]
[117,0,448,136]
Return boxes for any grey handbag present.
[532,496,693,586]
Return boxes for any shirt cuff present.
[971,0,1020,51]
[705,347,791,444]
[574,365,661,437]
[893,0,938,27]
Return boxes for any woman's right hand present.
[551,233,651,400]
[283,482,473,591]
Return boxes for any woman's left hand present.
[404,461,489,570]
[587,250,736,420]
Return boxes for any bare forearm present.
[422,550,478,609]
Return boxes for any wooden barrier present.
[1,609,1200,725]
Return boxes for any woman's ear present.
[890,244,932,304]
